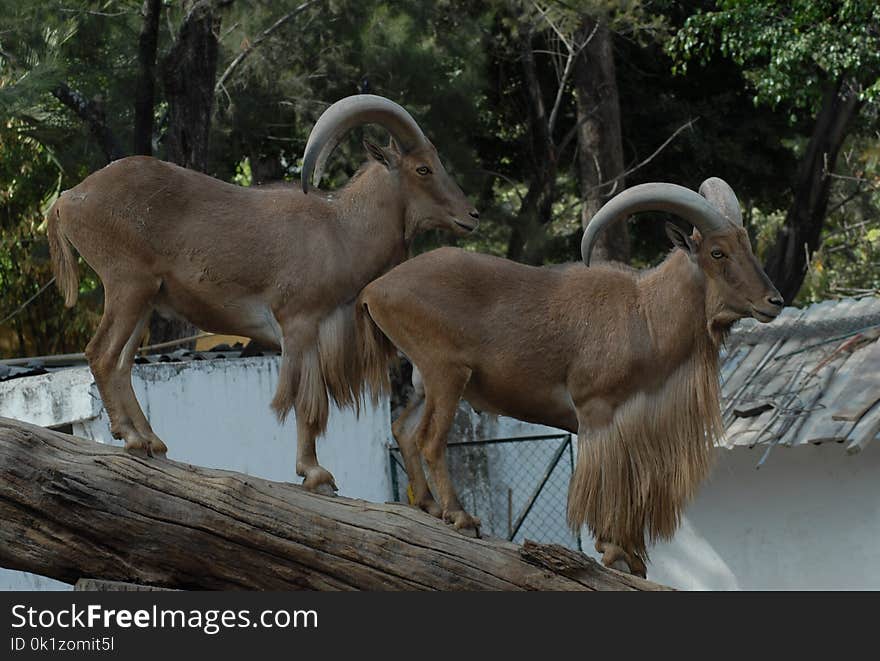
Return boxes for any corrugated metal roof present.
[721,295,880,456]
[0,344,280,383]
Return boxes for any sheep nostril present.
[768,296,784,308]
[469,210,480,220]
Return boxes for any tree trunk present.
[763,78,862,303]
[574,18,629,264]
[249,148,285,185]
[507,174,557,264]
[151,0,221,345]
[146,315,199,350]
[507,28,557,265]
[160,0,220,171]
[133,0,162,156]
[0,418,667,591]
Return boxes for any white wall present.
[73,357,393,501]
[412,406,880,590]
[644,441,880,590]
[0,356,393,590]
[4,361,878,591]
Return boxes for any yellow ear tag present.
[406,484,415,505]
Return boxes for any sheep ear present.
[665,222,697,254]
[364,139,399,169]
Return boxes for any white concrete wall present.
[644,441,880,590]
[0,356,393,591]
[398,406,880,590]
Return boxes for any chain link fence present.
[389,433,582,552]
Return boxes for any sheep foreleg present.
[595,540,647,578]
[295,416,338,495]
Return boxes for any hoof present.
[629,557,647,579]
[300,466,339,494]
[124,434,168,459]
[596,540,646,578]
[443,509,481,538]
[416,497,443,519]
[123,436,151,457]
[147,434,168,458]
[311,481,338,497]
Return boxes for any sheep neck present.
[637,249,718,364]
[335,163,409,287]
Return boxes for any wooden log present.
[0,417,668,591]
[74,578,175,591]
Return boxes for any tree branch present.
[826,184,878,217]
[0,278,56,327]
[537,7,598,136]
[214,0,325,96]
[59,7,132,17]
[558,110,591,154]
[584,117,698,196]
[52,82,124,162]
[480,169,526,206]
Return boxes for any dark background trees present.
[1,0,878,357]
[669,0,880,303]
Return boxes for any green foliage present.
[797,136,880,303]
[667,1,880,301]
[669,0,880,113]
[0,120,99,356]
[1,0,880,357]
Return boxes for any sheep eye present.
[416,166,431,176]
[711,248,724,259]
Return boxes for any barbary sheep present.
[357,178,782,576]
[48,94,478,494]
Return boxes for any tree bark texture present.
[160,0,220,172]
[574,18,630,264]
[133,0,162,156]
[0,417,668,591]
[507,27,557,265]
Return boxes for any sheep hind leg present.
[415,365,480,536]
[86,279,162,456]
[114,307,168,457]
[392,395,442,518]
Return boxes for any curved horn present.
[699,177,743,227]
[581,182,730,266]
[301,94,428,193]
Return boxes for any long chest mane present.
[567,331,724,564]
